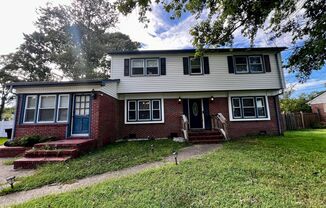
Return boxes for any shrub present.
[4,135,57,147]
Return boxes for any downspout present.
[8,86,16,140]
[274,52,284,136]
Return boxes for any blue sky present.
[0,1,325,97]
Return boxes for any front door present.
[189,99,203,129]
[72,95,90,135]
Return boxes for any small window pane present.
[27,96,36,108]
[243,98,254,107]
[147,67,159,75]
[152,101,160,110]
[132,59,144,68]
[85,109,89,115]
[139,111,150,120]
[40,96,55,108]
[80,109,85,115]
[139,101,150,110]
[128,111,136,120]
[153,110,160,119]
[190,58,201,74]
[233,108,241,118]
[129,101,136,110]
[76,96,80,102]
[132,67,144,75]
[25,109,35,122]
[81,96,85,102]
[147,59,158,67]
[85,96,90,102]
[58,109,68,121]
[243,108,256,117]
[249,57,262,64]
[257,108,266,117]
[250,64,263,72]
[235,57,247,65]
[39,109,55,121]
[85,102,90,108]
[80,102,85,109]
[236,65,248,72]
[59,95,69,108]
[232,98,240,107]
[75,102,80,109]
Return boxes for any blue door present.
[72,95,90,135]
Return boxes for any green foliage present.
[1,108,14,120]
[116,0,326,82]
[280,97,311,113]
[13,130,326,207]
[4,135,57,147]
[0,139,187,195]
[0,137,7,145]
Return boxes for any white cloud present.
[287,79,326,91]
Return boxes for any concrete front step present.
[189,135,224,141]
[190,139,224,144]
[188,131,222,137]
[188,130,225,144]
[14,157,71,169]
[24,149,79,158]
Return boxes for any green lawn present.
[0,137,7,145]
[1,139,187,195]
[14,129,326,208]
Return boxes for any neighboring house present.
[0,120,14,137]
[308,91,326,122]
[7,47,286,147]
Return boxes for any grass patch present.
[0,137,7,145]
[14,129,326,208]
[2,158,16,165]
[1,139,187,195]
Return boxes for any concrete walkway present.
[0,144,222,207]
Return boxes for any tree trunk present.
[0,96,6,121]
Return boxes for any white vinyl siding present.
[111,52,283,94]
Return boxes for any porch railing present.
[211,113,229,140]
[181,114,189,141]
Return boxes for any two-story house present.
[7,47,286,152]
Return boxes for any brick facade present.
[118,99,183,139]
[311,103,326,122]
[13,93,283,145]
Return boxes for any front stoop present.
[14,139,96,169]
[188,130,225,144]
[0,146,31,158]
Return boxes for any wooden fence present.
[282,112,320,130]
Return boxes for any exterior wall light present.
[91,89,97,100]
[178,97,182,104]
[210,96,214,102]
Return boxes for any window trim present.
[130,58,160,76]
[248,56,264,73]
[231,97,242,119]
[151,100,161,120]
[241,97,256,119]
[23,95,37,123]
[189,57,203,75]
[127,100,137,121]
[229,95,270,121]
[234,55,265,74]
[137,100,151,121]
[256,97,267,118]
[56,94,70,123]
[125,98,164,124]
[37,94,57,123]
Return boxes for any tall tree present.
[35,0,140,79]
[116,0,326,82]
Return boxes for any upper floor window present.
[231,96,268,120]
[190,57,202,74]
[23,95,37,123]
[131,58,159,76]
[234,56,264,73]
[38,95,56,123]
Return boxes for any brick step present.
[188,131,222,137]
[34,139,96,153]
[0,146,30,158]
[189,135,224,141]
[14,157,71,169]
[190,139,224,144]
[24,149,79,158]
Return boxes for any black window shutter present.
[183,57,189,75]
[160,58,166,75]
[264,55,271,72]
[227,56,235,73]
[124,59,130,76]
[203,57,210,74]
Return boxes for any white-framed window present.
[57,94,69,122]
[126,99,163,123]
[131,58,160,76]
[128,101,137,121]
[231,98,242,119]
[249,56,263,73]
[231,96,267,120]
[234,56,249,73]
[138,100,151,121]
[152,100,161,120]
[190,57,202,74]
[23,95,37,123]
[146,59,159,75]
[131,59,144,75]
[37,95,56,123]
